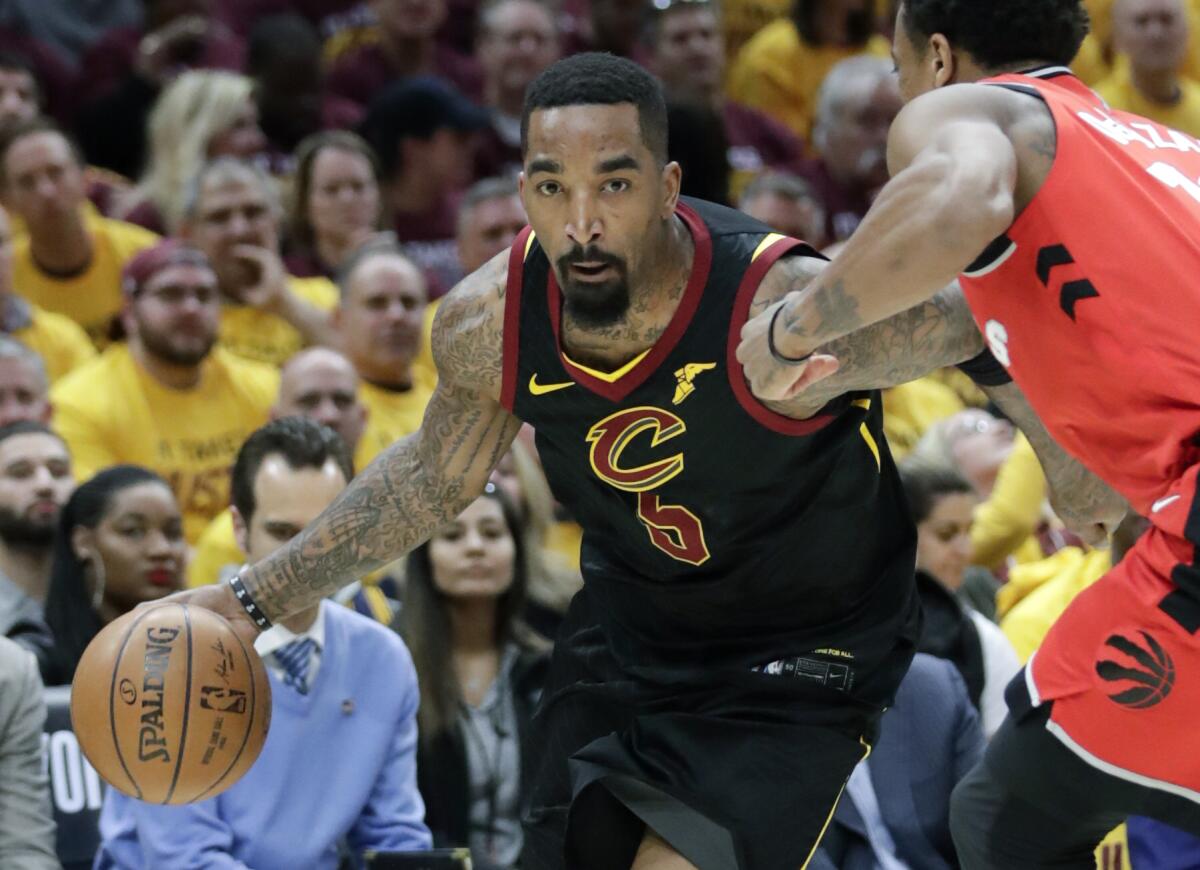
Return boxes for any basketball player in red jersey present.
[740,1,1200,866]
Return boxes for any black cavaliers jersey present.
[500,198,916,673]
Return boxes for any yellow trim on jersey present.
[751,232,786,262]
[562,348,650,383]
[860,424,882,471]
[852,398,871,411]
[524,230,537,260]
[800,736,873,870]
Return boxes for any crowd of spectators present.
[0,0,1192,867]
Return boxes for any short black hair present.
[521,53,668,163]
[902,0,1089,69]
[230,417,354,525]
[0,420,62,448]
[898,458,973,524]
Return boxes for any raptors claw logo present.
[1095,631,1176,709]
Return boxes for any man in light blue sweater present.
[95,418,432,869]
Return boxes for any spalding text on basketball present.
[138,626,180,762]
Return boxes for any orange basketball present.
[71,602,271,805]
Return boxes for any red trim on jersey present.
[499,226,533,412]
[546,202,713,402]
[726,237,844,436]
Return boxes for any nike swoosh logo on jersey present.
[529,374,575,396]
[1152,494,1182,513]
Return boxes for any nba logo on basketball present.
[1094,631,1176,709]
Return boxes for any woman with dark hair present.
[40,465,186,685]
[284,130,384,279]
[396,483,547,870]
[899,458,1020,739]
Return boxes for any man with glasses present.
[50,239,278,543]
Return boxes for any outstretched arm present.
[738,254,984,417]
[738,86,1020,401]
[165,253,522,633]
[982,381,1126,547]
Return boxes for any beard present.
[0,505,57,547]
[556,245,631,328]
[140,325,216,367]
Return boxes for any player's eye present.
[536,181,561,196]
[602,179,629,194]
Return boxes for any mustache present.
[557,245,626,272]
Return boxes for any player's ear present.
[929,33,955,88]
[660,160,682,219]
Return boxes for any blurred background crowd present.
[0,0,1194,868]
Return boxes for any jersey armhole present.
[724,237,851,436]
[499,226,533,412]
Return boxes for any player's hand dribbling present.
[736,294,840,402]
[142,583,263,650]
[1048,472,1128,550]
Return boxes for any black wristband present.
[956,347,1013,387]
[768,304,813,366]
[229,569,273,630]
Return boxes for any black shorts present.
[520,586,920,870]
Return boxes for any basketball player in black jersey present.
[168,54,1119,869]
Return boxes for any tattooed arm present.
[982,381,1127,548]
[163,252,522,634]
[741,254,984,419]
[737,85,1039,402]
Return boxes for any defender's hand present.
[736,294,840,402]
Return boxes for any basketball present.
[70,603,272,805]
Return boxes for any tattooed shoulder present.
[432,250,509,399]
[748,253,829,319]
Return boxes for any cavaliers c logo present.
[586,407,710,565]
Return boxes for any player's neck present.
[448,597,500,654]
[0,539,52,603]
[561,216,693,370]
[28,210,92,277]
[1131,65,1183,106]
[130,338,205,390]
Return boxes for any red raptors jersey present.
[960,66,1200,519]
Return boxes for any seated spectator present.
[78,0,244,108]
[97,417,433,868]
[0,120,159,346]
[180,157,338,365]
[0,337,51,426]
[325,0,482,113]
[334,241,433,470]
[0,50,38,133]
[72,3,244,180]
[811,653,984,870]
[1097,0,1200,136]
[286,130,384,280]
[187,345,367,588]
[565,0,655,64]
[0,421,73,641]
[0,635,57,869]
[397,484,548,869]
[117,70,268,235]
[0,51,131,223]
[900,460,1022,738]
[413,176,527,386]
[246,15,360,167]
[0,32,75,126]
[473,0,562,179]
[0,204,95,381]
[798,54,901,243]
[40,465,185,684]
[50,240,278,543]
[651,0,803,200]
[738,171,828,247]
[728,0,889,141]
[359,77,489,290]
